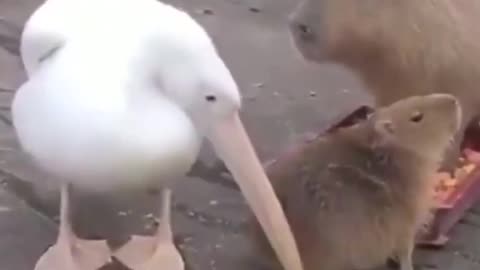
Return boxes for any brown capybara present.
[288,0,480,171]
[250,94,461,270]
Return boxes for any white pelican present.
[13,0,304,270]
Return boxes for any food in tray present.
[433,152,478,203]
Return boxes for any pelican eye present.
[410,111,424,123]
[205,95,217,102]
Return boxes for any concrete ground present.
[0,0,480,269]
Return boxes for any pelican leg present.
[34,183,111,270]
[114,188,184,270]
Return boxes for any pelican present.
[12,0,304,269]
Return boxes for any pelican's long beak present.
[207,113,303,270]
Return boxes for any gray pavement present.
[0,0,479,269]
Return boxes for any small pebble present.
[198,8,214,15]
[309,90,317,97]
[253,82,264,88]
[118,211,128,216]
[198,215,207,223]
[248,7,261,13]
[209,200,218,206]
